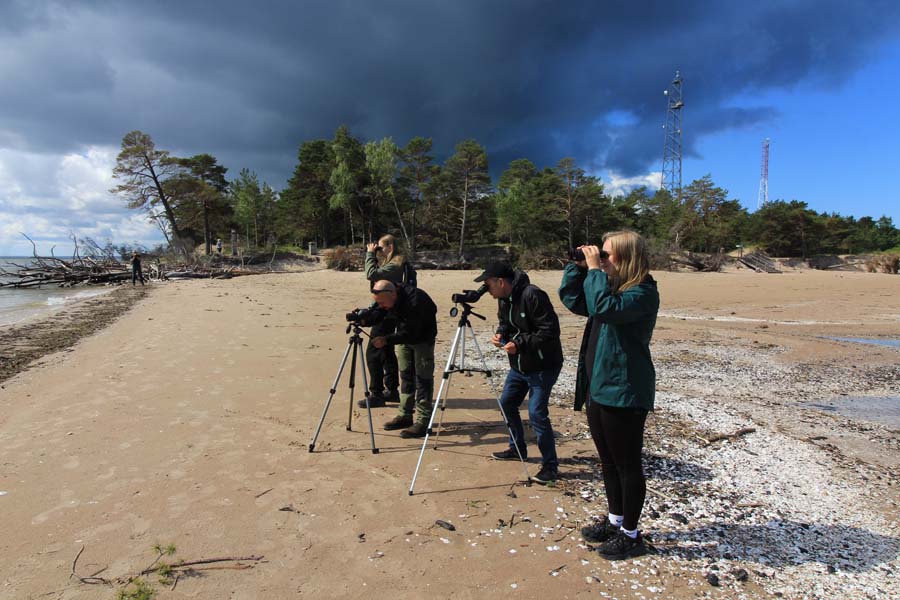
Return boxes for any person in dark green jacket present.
[362,234,406,407]
[558,230,659,561]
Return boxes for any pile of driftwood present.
[669,250,728,272]
[0,255,133,288]
[164,264,246,280]
[1,234,322,289]
[0,256,256,288]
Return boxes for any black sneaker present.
[597,531,647,560]
[581,518,620,544]
[532,465,558,485]
[400,422,428,438]
[491,447,526,461]
[358,393,386,408]
[386,390,400,403]
[383,415,413,431]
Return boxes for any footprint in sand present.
[131,516,152,537]
[32,489,78,524]
[167,493,192,517]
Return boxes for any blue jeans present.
[499,367,560,469]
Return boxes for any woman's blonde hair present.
[602,230,650,293]
[378,234,405,266]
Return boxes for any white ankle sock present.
[621,527,638,539]
[608,513,624,527]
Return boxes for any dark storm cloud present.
[1,0,899,186]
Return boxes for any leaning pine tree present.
[111,130,185,254]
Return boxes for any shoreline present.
[0,258,324,385]
[0,286,116,328]
[0,284,150,385]
[0,269,897,599]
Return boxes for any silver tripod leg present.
[432,322,475,443]
[408,322,531,495]
[467,326,531,483]
[408,324,464,495]
[357,343,378,454]
[309,340,354,452]
[433,321,466,438]
[433,325,464,445]
[347,338,358,430]
[309,334,378,454]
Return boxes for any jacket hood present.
[509,270,531,301]
[640,274,657,292]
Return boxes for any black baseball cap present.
[474,261,515,282]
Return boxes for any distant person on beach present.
[370,279,437,439]
[361,234,411,407]
[476,261,563,485]
[559,230,659,560]
[130,252,145,286]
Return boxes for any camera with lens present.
[451,283,488,304]
[345,304,386,327]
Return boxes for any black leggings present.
[586,402,648,531]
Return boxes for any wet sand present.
[0,285,149,385]
[0,268,898,599]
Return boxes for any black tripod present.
[309,322,379,454]
[408,302,530,495]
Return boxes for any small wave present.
[45,289,112,306]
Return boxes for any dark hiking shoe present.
[597,532,647,560]
[532,465,558,485]
[491,447,526,461]
[386,390,400,403]
[400,422,428,438]
[383,415,413,431]
[581,518,620,544]
[358,393,386,408]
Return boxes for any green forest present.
[111,128,900,264]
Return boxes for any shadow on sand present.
[652,520,900,572]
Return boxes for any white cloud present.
[58,146,120,211]
[604,170,663,197]
[0,146,164,256]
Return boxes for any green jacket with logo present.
[497,271,564,374]
[558,263,659,411]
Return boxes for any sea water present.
[824,337,900,349]
[803,396,900,428]
[803,337,900,427]
[0,258,112,327]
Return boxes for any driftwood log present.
[670,250,727,272]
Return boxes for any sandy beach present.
[0,267,898,599]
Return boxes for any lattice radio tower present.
[661,71,684,200]
[757,138,770,209]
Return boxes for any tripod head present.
[449,301,486,326]
[345,322,369,337]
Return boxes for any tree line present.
[111,128,900,262]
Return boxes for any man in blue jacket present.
[477,262,564,484]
